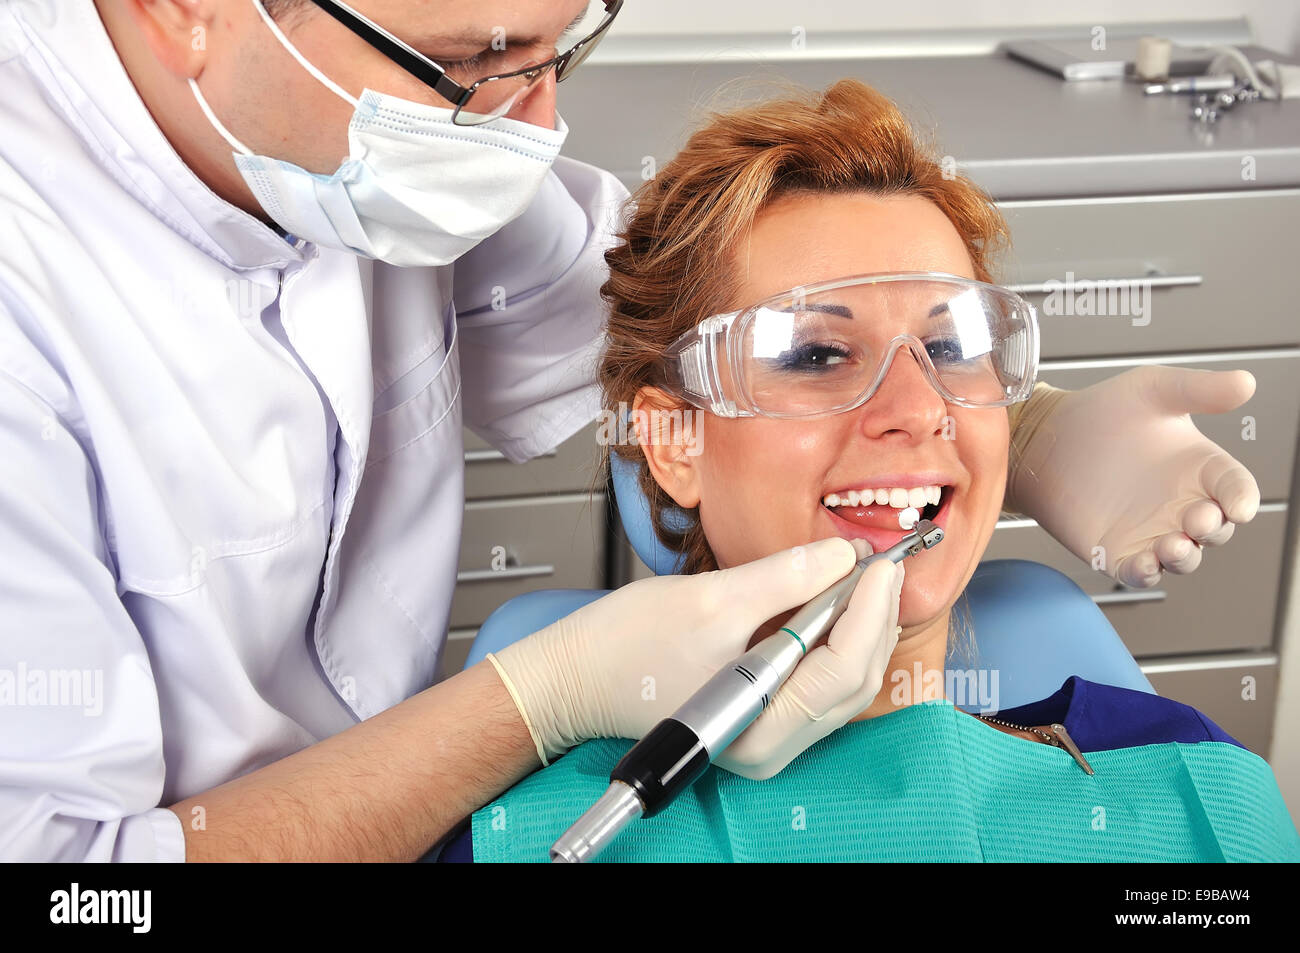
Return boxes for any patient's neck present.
[748,605,953,724]
[848,609,951,722]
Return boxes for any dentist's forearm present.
[1003,380,1067,519]
[167,659,540,861]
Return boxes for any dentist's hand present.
[1006,366,1260,589]
[486,537,902,780]
[715,552,903,780]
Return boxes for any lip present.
[822,483,956,556]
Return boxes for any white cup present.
[1135,36,1173,81]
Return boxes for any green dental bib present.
[472,699,1300,862]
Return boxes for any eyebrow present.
[785,302,854,319]
[422,9,590,53]
[782,301,952,320]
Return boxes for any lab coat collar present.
[4,0,309,272]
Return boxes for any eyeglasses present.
[661,273,1040,419]
[305,0,622,126]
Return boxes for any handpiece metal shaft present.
[549,520,945,862]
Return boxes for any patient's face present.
[666,191,1008,631]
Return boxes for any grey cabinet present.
[991,190,1299,756]
[438,424,607,679]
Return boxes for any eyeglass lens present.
[454,0,614,123]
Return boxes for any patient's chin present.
[897,576,959,632]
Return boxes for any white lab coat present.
[0,0,628,861]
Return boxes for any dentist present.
[0,0,1259,861]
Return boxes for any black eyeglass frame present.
[303,0,622,125]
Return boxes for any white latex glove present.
[487,537,904,781]
[1007,366,1261,589]
[715,554,903,779]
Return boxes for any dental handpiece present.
[548,519,945,863]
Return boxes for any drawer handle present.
[456,564,556,583]
[464,448,558,463]
[1006,274,1203,295]
[1092,589,1168,606]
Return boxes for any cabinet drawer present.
[1038,350,1300,501]
[451,493,604,629]
[1141,656,1278,759]
[463,423,603,500]
[998,191,1300,358]
[981,504,1289,657]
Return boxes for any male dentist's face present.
[200,0,581,167]
[109,0,587,219]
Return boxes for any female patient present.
[446,79,1299,862]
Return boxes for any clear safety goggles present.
[661,272,1040,419]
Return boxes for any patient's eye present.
[925,335,966,364]
[770,341,853,371]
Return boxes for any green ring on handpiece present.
[779,626,807,655]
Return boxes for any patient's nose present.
[855,341,948,436]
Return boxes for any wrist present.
[1005,381,1070,519]
[488,619,594,766]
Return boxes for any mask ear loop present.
[188,78,254,156]
[188,0,364,158]
[247,0,361,111]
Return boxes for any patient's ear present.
[633,387,703,510]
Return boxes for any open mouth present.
[820,484,955,552]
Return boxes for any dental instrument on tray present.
[549,518,946,863]
[1144,75,1235,94]
[1185,45,1300,123]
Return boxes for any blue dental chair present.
[463,454,1156,709]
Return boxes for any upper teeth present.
[823,486,943,509]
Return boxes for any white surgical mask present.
[188,0,568,266]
